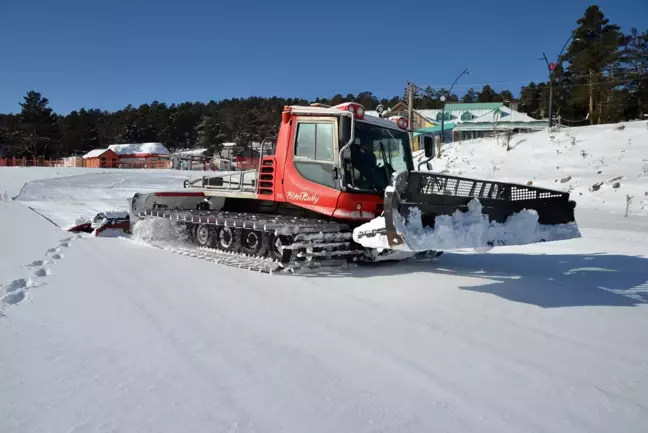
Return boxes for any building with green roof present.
[366,101,547,150]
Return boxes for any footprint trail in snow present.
[1,233,87,308]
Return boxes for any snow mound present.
[353,199,581,251]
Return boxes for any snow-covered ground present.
[5,167,230,228]
[2,122,648,433]
[426,120,648,217]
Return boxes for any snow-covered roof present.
[172,148,207,157]
[107,142,170,156]
[367,105,544,128]
[82,149,111,159]
[472,109,539,123]
[417,106,515,122]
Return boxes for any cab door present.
[280,116,341,216]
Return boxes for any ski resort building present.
[107,142,170,165]
[80,143,171,168]
[366,102,546,149]
[82,148,119,168]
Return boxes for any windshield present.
[344,120,413,193]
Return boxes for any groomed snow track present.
[135,208,367,273]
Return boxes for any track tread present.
[138,209,364,270]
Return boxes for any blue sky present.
[1,0,646,114]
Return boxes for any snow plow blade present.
[353,171,581,252]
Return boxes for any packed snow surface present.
[8,167,231,228]
[2,121,648,433]
[353,198,581,251]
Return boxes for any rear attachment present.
[68,211,131,237]
[354,170,581,252]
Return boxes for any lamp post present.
[440,68,469,144]
[541,31,577,128]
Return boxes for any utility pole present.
[407,81,414,148]
[541,30,577,128]
[542,53,556,128]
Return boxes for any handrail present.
[337,111,355,191]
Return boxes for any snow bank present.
[354,199,581,251]
[421,120,648,217]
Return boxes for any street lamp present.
[440,68,469,144]
[541,30,577,128]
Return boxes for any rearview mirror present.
[423,136,434,158]
[339,116,352,145]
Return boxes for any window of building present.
[461,111,474,120]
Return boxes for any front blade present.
[353,171,582,252]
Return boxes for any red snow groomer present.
[74,102,580,272]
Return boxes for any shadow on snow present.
[302,252,648,309]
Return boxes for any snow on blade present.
[354,198,581,251]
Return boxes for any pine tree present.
[196,114,226,157]
[563,5,625,124]
[15,91,61,158]
[476,85,500,103]
[499,90,514,103]
[619,27,648,118]
[462,88,477,103]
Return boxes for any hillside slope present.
[424,120,648,217]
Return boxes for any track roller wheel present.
[240,229,265,256]
[265,233,292,263]
[193,223,216,248]
[216,226,241,253]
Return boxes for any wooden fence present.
[0,157,261,171]
[0,157,172,169]
[0,157,65,167]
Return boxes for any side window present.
[293,121,337,189]
[295,123,334,161]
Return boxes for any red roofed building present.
[82,148,119,168]
[107,142,171,168]
[107,142,170,162]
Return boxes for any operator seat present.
[350,141,379,190]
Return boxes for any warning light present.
[549,63,556,71]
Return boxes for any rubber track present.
[137,209,365,269]
[140,209,350,235]
[144,243,354,274]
